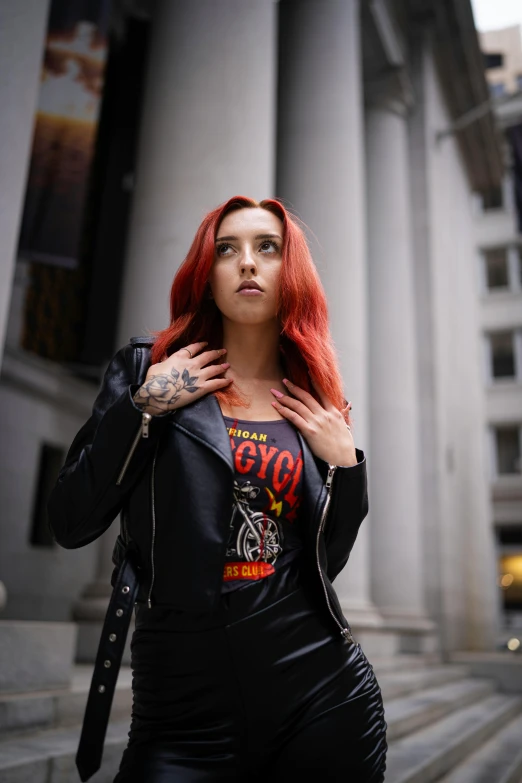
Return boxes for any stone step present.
[449,652,522,694]
[384,693,522,783]
[0,666,132,737]
[369,652,443,674]
[436,712,522,783]
[0,666,517,783]
[0,622,77,695]
[378,665,471,701]
[385,677,496,740]
[0,719,129,783]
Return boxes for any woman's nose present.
[239,248,257,274]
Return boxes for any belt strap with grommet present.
[76,553,139,782]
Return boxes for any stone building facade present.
[0,0,506,667]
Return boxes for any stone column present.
[0,0,50,364]
[75,0,279,660]
[117,0,278,345]
[366,74,435,641]
[276,0,381,630]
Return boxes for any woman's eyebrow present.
[215,233,283,242]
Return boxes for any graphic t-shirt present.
[221,416,305,592]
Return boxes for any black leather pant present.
[114,561,387,782]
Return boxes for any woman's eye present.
[260,241,280,253]
[217,240,280,256]
[216,243,232,256]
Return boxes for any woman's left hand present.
[270,379,358,466]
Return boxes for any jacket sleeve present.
[322,447,369,582]
[47,344,170,549]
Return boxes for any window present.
[30,442,65,546]
[485,247,509,289]
[498,526,522,546]
[490,331,516,378]
[483,52,503,70]
[495,427,521,475]
[482,188,503,211]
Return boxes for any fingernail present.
[270,388,284,398]
[222,362,230,368]
[283,378,290,385]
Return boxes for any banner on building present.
[18,0,111,268]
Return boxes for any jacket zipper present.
[316,464,355,643]
[115,412,152,486]
[147,443,159,608]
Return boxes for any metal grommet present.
[122,586,130,594]
[104,660,111,668]
[109,633,117,642]
[98,684,106,693]
[116,608,123,617]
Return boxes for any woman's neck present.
[221,319,283,381]
[218,319,287,420]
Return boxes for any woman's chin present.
[221,310,278,328]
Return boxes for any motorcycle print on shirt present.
[222,417,304,588]
[226,480,283,562]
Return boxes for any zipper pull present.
[148,598,152,609]
[325,464,337,490]
[341,627,355,643]
[141,412,152,439]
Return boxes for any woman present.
[48,196,387,782]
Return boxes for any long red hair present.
[150,196,352,426]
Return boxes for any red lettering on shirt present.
[257,444,278,480]
[286,502,301,523]
[235,441,256,474]
[284,451,303,507]
[273,450,294,492]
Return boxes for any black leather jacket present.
[48,337,369,642]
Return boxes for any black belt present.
[76,553,140,782]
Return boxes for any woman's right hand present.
[132,341,232,416]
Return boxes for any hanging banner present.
[18,0,111,268]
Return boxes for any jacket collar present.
[172,393,327,523]
[171,393,234,472]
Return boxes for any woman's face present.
[208,207,283,326]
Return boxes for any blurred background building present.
[477,22,522,647]
[1,0,522,779]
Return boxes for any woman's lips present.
[237,289,263,296]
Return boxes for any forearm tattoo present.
[133,367,199,413]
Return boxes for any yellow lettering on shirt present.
[223,561,275,582]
